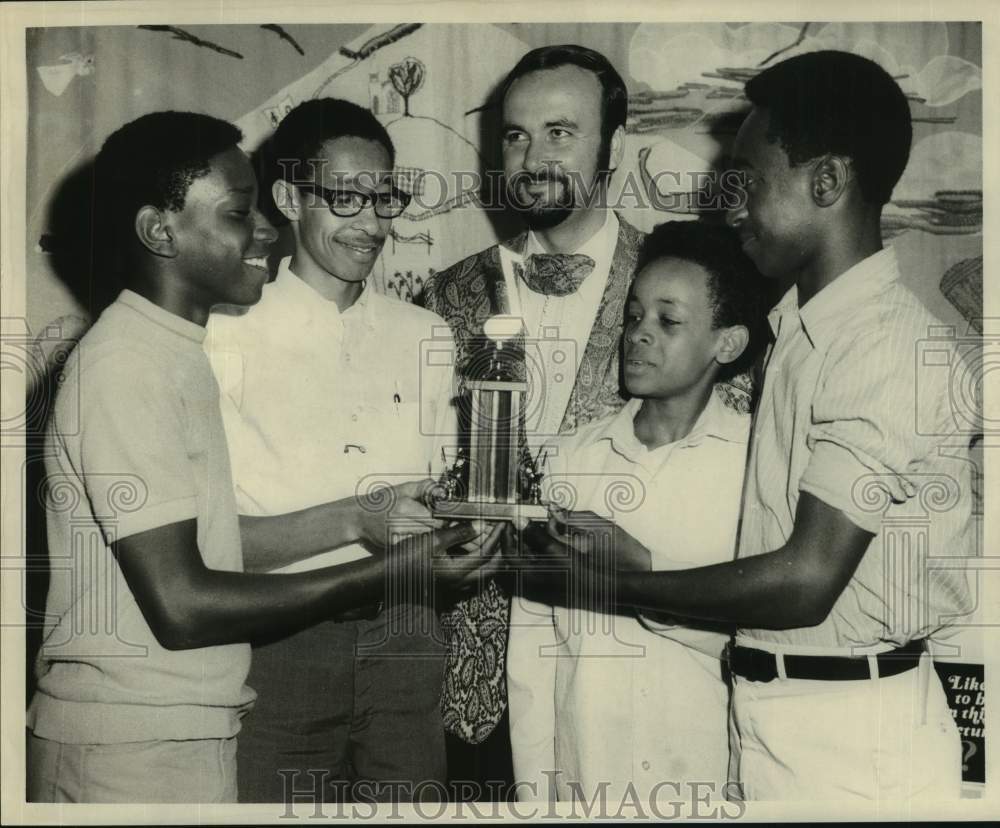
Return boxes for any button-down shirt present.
[738,247,975,650]
[499,210,620,447]
[205,257,456,573]
[508,391,750,801]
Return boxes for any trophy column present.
[433,319,548,521]
[468,378,525,508]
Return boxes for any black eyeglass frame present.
[296,182,412,218]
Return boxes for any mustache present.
[508,169,571,187]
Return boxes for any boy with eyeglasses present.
[205,98,465,802]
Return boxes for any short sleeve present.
[75,352,198,543]
[800,323,949,533]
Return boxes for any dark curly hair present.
[635,220,768,381]
[95,110,242,245]
[745,50,912,206]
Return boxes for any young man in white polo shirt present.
[205,98,466,803]
[507,220,764,803]
[518,51,975,805]
[28,111,491,804]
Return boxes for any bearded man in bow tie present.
[421,44,646,792]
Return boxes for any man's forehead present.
[203,145,256,190]
[731,108,773,162]
[504,65,602,119]
[310,136,393,187]
[315,166,394,190]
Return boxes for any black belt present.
[728,639,926,682]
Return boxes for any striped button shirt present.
[738,247,976,650]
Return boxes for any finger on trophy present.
[546,506,570,542]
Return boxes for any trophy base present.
[433,500,549,522]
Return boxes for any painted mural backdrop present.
[26,21,981,328]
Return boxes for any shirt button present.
[642,761,651,771]
[351,414,359,422]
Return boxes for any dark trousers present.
[445,708,516,802]
[237,603,447,803]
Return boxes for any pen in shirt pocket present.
[393,380,402,416]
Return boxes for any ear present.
[714,324,750,368]
[607,124,626,174]
[134,205,176,258]
[272,178,301,223]
[811,154,851,208]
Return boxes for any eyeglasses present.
[297,182,411,218]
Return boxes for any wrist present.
[384,536,434,605]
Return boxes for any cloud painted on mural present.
[628,23,799,95]
[882,132,982,239]
[628,21,981,108]
[894,131,981,200]
[36,53,95,96]
[910,55,982,107]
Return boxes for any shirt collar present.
[525,208,615,254]
[586,388,748,466]
[773,247,900,349]
[767,285,799,338]
[117,289,206,344]
[272,256,376,329]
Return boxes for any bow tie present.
[514,253,596,297]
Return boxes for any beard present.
[506,151,613,230]
[523,203,574,230]
[507,168,578,229]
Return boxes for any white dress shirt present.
[498,210,620,448]
[204,257,456,573]
[507,391,750,802]
[737,246,974,651]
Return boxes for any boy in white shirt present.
[507,220,764,803]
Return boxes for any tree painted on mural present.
[388,57,426,116]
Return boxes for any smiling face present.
[623,257,732,400]
[284,136,394,289]
[502,64,616,230]
[727,107,818,280]
[168,145,276,312]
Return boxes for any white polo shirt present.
[507,390,750,802]
[205,257,457,572]
[30,290,255,744]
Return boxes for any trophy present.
[433,316,548,521]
